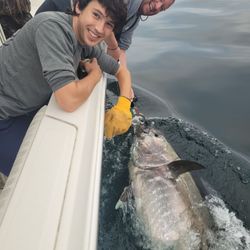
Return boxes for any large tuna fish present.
[116,127,212,249]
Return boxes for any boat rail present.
[0,74,107,250]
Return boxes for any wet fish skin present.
[117,128,211,249]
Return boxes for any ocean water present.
[98,0,250,249]
[127,0,250,158]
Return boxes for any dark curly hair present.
[69,0,127,34]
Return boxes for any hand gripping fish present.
[116,127,212,250]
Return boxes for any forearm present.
[115,65,131,100]
[105,32,120,61]
[54,70,102,112]
[119,49,127,66]
[117,50,135,100]
[107,47,120,61]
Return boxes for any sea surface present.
[98,0,250,249]
[127,0,250,158]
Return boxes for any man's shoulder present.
[34,12,69,22]
[127,0,143,15]
[31,12,76,49]
[32,12,71,29]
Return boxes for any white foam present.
[206,195,250,249]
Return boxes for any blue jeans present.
[0,110,37,176]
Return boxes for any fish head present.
[132,127,172,169]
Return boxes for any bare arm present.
[54,58,102,112]
[104,32,128,66]
[105,34,128,67]
[105,34,134,100]
[118,50,136,100]
[105,32,120,61]
[115,64,131,100]
[119,49,127,67]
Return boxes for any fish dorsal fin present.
[168,160,205,178]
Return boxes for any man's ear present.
[75,3,81,15]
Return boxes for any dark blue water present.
[127,0,250,158]
[98,1,250,249]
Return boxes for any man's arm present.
[114,64,131,99]
[105,32,120,61]
[54,57,131,113]
[54,59,102,112]
[103,35,132,99]
[104,64,132,139]
[119,49,127,67]
[86,45,133,100]
[105,33,128,67]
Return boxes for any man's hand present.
[54,58,103,112]
[104,96,132,139]
[80,58,102,81]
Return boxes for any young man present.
[36,0,175,99]
[0,0,132,176]
[36,0,175,65]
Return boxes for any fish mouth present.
[135,125,161,139]
[133,117,155,136]
[132,126,171,168]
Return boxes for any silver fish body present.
[118,128,212,249]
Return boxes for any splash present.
[205,195,250,250]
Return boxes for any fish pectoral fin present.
[120,186,133,201]
[115,199,124,210]
[115,186,133,210]
[168,160,205,178]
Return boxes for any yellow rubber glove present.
[104,96,132,139]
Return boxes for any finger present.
[105,125,114,139]
[104,110,113,125]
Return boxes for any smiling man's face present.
[139,0,175,16]
[73,0,114,46]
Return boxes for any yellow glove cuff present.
[115,96,131,112]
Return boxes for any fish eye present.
[154,133,159,137]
